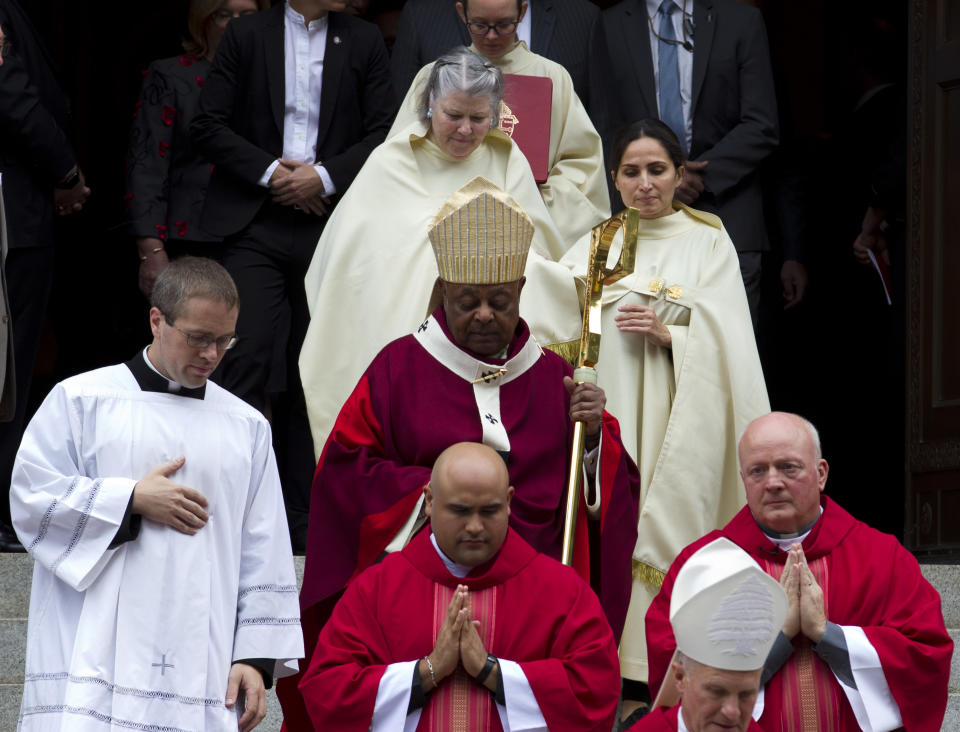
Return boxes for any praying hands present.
[418,585,499,694]
[779,544,827,643]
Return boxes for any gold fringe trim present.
[633,560,666,590]
[543,339,580,366]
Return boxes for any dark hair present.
[151,256,239,322]
[609,118,684,174]
[460,0,524,16]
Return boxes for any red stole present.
[754,556,845,732]
[411,530,536,731]
[420,583,503,731]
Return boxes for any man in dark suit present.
[0,2,89,552]
[390,0,609,125]
[191,0,395,551]
[603,0,778,326]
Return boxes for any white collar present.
[763,506,824,552]
[412,315,543,454]
[412,314,542,387]
[430,533,473,578]
[142,347,187,392]
[285,1,329,30]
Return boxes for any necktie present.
[657,0,687,157]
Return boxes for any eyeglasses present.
[211,9,257,25]
[464,19,520,36]
[166,320,238,352]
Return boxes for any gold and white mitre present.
[670,538,788,671]
[428,176,534,284]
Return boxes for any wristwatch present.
[56,168,81,190]
[475,653,497,684]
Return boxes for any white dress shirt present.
[258,1,336,193]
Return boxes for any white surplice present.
[11,361,303,731]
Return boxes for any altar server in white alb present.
[10,256,303,732]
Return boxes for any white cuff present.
[259,160,281,188]
[582,433,601,518]
[835,625,902,732]
[371,660,421,732]
[313,164,336,195]
[497,659,547,731]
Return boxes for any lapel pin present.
[333,35,341,44]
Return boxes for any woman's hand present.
[614,304,672,349]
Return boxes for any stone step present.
[0,554,32,620]
[1,684,22,731]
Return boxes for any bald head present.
[739,412,829,533]
[426,443,514,567]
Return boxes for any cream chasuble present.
[11,364,303,731]
[299,123,581,458]
[390,42,610,251]
[561,205,769,681]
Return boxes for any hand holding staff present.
[561,208,642,566]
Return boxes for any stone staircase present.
[0,555,957,731]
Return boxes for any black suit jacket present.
[390,0,610,124]
[603,0,778,252]
[192,4,396,238]
[0,0,76,250]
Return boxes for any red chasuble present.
[279,313,639,730]
[645,497,953,732]
[301,310,638,628]
[628,705,763,731]
[300,528,621,732]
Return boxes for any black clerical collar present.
[124,349,206,400]
[757,512,821,540]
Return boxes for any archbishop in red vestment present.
[301,308,639,630]
[646,413,953,732]
[279,179,640,730]
[301,527,621,731]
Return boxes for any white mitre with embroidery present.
[428,176,534,284]
[670,537,788,671]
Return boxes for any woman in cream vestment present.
[391,40,610,250]
[299,49,580,457]
[561,120,769,688]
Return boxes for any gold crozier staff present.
[561,208,642,566]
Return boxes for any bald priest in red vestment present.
[628,537,788,732]
[645,412,953,732]
[301,442,622,731]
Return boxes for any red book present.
[500,74,553,183]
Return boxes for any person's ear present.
[456,2,467,23]
[149,307,165,340]
[816,459,829,493]
[672,660,687,696]
[423,482,434,518]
